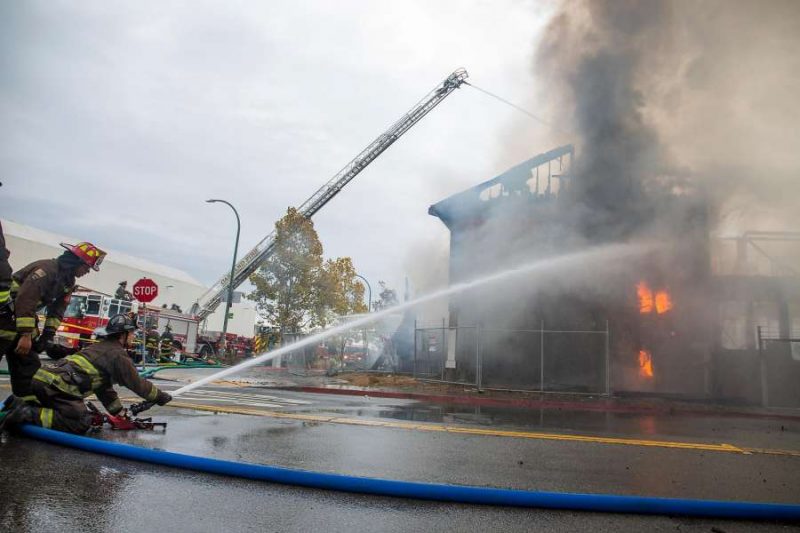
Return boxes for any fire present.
[654,291,673,314]
[638,349,654,378]
[637,281,673,315]
[636,282,653,313]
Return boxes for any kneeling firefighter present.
[1,313,172,434]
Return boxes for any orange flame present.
[638,349,654,378]
[636,282,653,314]
[637,281,673,315]
[654,291,673,314]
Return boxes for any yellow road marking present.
[152,399,800,457]
[4,379,795,458]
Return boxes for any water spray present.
[172,242,649,397]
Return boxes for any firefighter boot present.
[0,396,31,431]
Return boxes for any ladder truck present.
[191,68,469,320]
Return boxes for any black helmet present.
[99,313,138,336]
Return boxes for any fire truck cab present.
[57,287,137,349]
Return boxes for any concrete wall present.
[2,218,257,337]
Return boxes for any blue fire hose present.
[19,424,800,520]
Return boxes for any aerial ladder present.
[191,68,469,320]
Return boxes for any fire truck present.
[55,286,251,360]
[57,286,136,349]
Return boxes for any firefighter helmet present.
[60,242,106,271]
[96,313,138,337]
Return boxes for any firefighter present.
[0,220,11,312]
[115,281,133,301]
[145,326,160,362]
[0,183,12,310]
[159,324,174,362]
[0,313,172,434]
[0,242,105,401]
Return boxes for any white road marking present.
[183,389,311,405]
[175,389,311,408]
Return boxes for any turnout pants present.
[29,378,92,434]
[0,336,41,400]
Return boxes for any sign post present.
[132,278,159,367]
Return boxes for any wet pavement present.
[1,371,800,531]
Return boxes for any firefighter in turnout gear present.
[0,242,106,401]
[145,326,160,362]
[0,220,11,312]
[159,324,174,362]
[115,281,133,301]
[0,183,11,309]
[0,183,12,308]
[0,313,172,434]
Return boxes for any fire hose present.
[18,424,800,520]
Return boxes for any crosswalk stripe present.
[178,394,285,409]
[182,389,311,405]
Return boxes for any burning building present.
[428,146,800,406]
[422,0,800,406]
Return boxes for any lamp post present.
[354,274,372,313]
[206,199,240,351]
[353,274,372,369]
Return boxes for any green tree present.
[321,257,367,318]
[248,208,324,332]
[248,208,368,334]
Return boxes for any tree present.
[319,257,367,322]
[248,208,368,334]
[248,208,324,332]
[319,257,368,364]
[372,281,399,311]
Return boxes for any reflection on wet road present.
[2,377,800,532]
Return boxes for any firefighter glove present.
[32,327,57,354]
[41,327,57,341]
[155,391,172,406]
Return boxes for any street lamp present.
[206,199,240,350]
[354,274,372,313]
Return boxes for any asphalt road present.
[1,372,799,532]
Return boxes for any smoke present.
[415,0,800,394]
[535,0,800,238]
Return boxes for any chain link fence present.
[414,321,610,395]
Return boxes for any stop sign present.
[132,277,159,303]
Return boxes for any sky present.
[0,0,558,298]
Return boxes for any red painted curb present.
[275,385,800,422]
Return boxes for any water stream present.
[173,242,648,396]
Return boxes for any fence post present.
[413,319,417,378]
[441,318,446,380]
[540,320,545,392]
[476,322,482,391]
[758,326,769,407]
[605,319,610,396]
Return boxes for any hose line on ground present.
[20,425,800,521]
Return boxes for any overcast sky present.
[1,0,557,296]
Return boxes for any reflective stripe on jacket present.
[34,338,161,414]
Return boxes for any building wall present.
[2,218,257,337]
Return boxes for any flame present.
[638,349,654,378]
[636,282,653,313]
[637,281,673,315]
[654,291,673,314]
